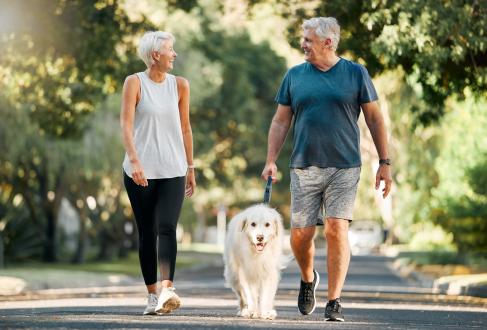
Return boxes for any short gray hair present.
[302,17,340,51]
[137,31,175,68]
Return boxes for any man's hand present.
[375,164,392,198]
[261,162,278,183]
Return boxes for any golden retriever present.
[224,204,284,320]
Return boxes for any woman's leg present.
[124,173,158,293]
[154,176,186,288]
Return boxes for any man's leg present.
[291,226,316,282]
[289,167,323,315]
[324,217,350,300]
[292,226,320,315]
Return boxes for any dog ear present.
[241,218,247,232]
[273,218,279,236]
[273,213,282,237]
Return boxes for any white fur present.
[223,204,284,320]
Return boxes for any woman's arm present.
[120,75,147,186]
[176,76,196,197]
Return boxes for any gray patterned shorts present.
[290,166,361,228]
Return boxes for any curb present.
[434,274,487,298]
[0,285,145,302]
[391,259,435,289]
[392,259,487,298]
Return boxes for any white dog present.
[224,204,285,320]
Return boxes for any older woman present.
[120,31,196,315]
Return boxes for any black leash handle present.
[263,176,273,204]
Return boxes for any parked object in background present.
[349,220,383,255]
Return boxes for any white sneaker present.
[143,293,158,315]
[155,287,181,314]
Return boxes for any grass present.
[1,251,205,277]
[397,250,487,267]
[395,250,487,278]
[0,249,218,290]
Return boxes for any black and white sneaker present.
[297,269,320,315]
[325,297,344,322]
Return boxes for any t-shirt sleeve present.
[274,70,292,105]
[358,65,378,104]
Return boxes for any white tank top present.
[123,72,187,179]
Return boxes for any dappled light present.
[0,1,485,278]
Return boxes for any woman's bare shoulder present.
[175,76,190,89]
[125,73,141,85]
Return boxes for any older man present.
[261,17,392,322]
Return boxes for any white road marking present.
[0,297,486,313]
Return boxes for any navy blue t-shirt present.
[275,58,378,168]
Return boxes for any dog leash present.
[263,175,273,205]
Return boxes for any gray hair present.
[302,17,340,51]
[137,31,175,68]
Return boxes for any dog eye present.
[265,223,270,227]
[251,222,256,227]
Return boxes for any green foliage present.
[434,201,487,254]
[2,215,42,263]
[194,24,288,186]
[168,14,291,214]
[397,251,464,266]
[372,71,441,241]
[1,0,484,260]
[280,0,487,125]
[0,0,151,261]
[431,98,487,253]
[0,0,151,138]
[467,156,487,196]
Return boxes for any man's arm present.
[362,101,392,198]
[261,104,293,182]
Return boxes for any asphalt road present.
[1,250,486,329]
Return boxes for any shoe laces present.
[300,282,314,302]
[148,293,158,304]
[327,298,341,312]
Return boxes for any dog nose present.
[257,235,264,242]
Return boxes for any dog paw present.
[249,310,260,319]
[237,308,251,318]
[260,309,277,320]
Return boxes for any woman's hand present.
[130,159,148,187]
[185,169,196,197]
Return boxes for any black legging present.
[124,172,185,285]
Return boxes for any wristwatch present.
[379,158,391,165]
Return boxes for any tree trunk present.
[41,164,65,262]
[42,208,57,262]
[96,229,117,261]
[0,233,4,268]
[71,214,87,264]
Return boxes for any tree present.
[182,19,291,225]
[177,0,486,125]
[431,98,487,254]
[0,0,151,261]
[281,0,487,125]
